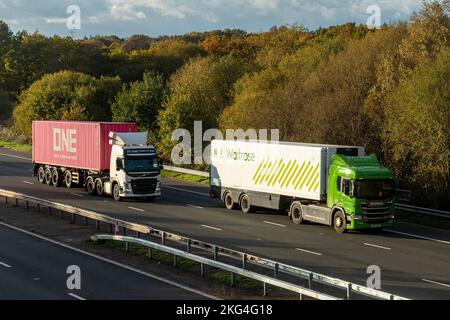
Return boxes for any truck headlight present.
[354,215,363,221]
[124,183,131,192]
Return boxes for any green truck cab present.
[327,154,395,232]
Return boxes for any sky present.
[0,0,422,38]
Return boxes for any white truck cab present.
[105,131,162,201]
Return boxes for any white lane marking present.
[68,293,86,301]
[263,221,287,228]
[165,186,209,197]
[0,261,12,268]
[128,206,145,212]
[23,181,34,185]
[422,279,450,289]
[0,152,31,161]
[364,243,392,251]
[296,248,323,256]
[186,204,204,209]
[0,222,218,300]
[385,229,450,245]
[70,193,84,197]
[201,225,222,231]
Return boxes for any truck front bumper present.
[347,215,394,230]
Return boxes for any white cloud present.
[45,17,67,24]
[89,16,100,24]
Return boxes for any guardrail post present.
[346,283,352,300]
[122,227,127,236]
[136,232,140,239]
[148,248,152,259]
[125,242,129,252]
[299,293,303,300]
[263,283,267,297]
[71,213,75,224]
[173,255,177,268]
[242,254,247,270]
[230,272,235,287]
[96,220,100,230]
[213,246,218,261]
[200,263,204,277]
[187,238,191,253]
[308,272,313,289]
[274,263,279,279]
[161,232,166,245]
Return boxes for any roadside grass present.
[161,170,209,185]
[395,210,450,230]
[0,140,32,152]
[89,239,263,291]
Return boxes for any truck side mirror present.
[116,158,124,171]
[343,179,354,198]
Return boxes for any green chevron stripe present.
[298,162,314,190]
[313,180,320,192]
[265,160,279,185]
[292,161,306,187]
[278,160,292,185]
[295,162,311,189]
[260,161,273,184]
[281,160,297,189]
[268,159,283,186]
[263,161,274,183]
[285,162,300,188]
[272,162,286,187]
[254,159,267,185]
[309,170,320,192]
[253,159,265,182]
[306,164,320,190]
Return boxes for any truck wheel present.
[223,192,235,210]
[45,168,52,185]
[51,169,61,187]
[95,179,104,196]
[240,194,254,214]
[290,202,304,225]
[64,171,73,189]
[86,177,96,195]
[333,211,348,233]
[37,167,46,184]
[113,183,122,202]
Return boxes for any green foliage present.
[13,71,121,138]
[158,55,247,158]
[112,71,166,132]
[0,89,13,121]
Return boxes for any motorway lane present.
[0,148,449,299]
[0,223,211,300]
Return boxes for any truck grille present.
[131,179,158,195]
[362,201,394,224]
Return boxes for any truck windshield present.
[354,180,394,200]
[124,156,159,173]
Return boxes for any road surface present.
[0,147,449,299]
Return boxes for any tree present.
[13,71,121,138]
[123,34,153,52]
[157,55,247,158]
[0,89,13,122]
[112,71,166,132]
[383,48,450,207]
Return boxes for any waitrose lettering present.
[226,149,256,162]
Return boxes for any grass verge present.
[162,169,209,185]
[395,210,450,230]
[0,140,32,152]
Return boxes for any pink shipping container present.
[32,121,138,171]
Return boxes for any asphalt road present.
[0,148,449,300]
[0,222,211,300]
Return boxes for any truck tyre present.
[223,192,235,210]
[64,171,73,189]
[51,169,61,187]
[113,183,122,202]
[95,178,104,196]
[38,166,46,184]
[240,194,254,214]
[45,168,52,185]
[86,177,96,195]
[333,210,348,233]
[290,202,304,225]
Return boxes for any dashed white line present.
[68,293,86,300]
[128,206,145,212]
[364,243,392,251]
[186,204,204,209]
[263,221,287,228]
[422,279,450,289]
[23,181,34,185]
[385,229,450,245]
[201,225,223,231]
[0,261,12,268]
[165,186,209,197]
[70,192,84,197]
[0,152,32,161]
[296,248,323,256]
